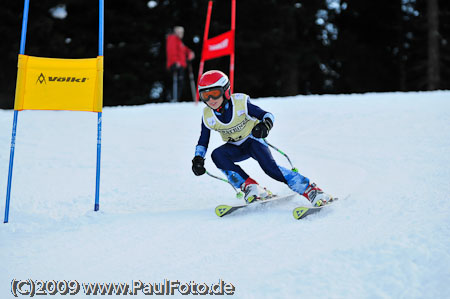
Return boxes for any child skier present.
[191,70,333,206]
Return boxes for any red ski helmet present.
[198,70,231,103]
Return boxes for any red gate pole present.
[230,0,236,93]
[197,0,214,103]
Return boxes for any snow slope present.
[1,91,449,298]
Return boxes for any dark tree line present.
[0,0,448,108]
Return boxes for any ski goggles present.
[199,88,224,102]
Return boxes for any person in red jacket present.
[166,26,195,102]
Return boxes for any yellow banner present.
[14,55,103,112]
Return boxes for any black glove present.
[192,156,206,176]
[252,118,273,138]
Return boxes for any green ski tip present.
[215,205,233,217]
[293,206,310,220]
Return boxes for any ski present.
[292,198,339,220]
[215,193,297,217]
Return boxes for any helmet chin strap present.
[215,99,229,114]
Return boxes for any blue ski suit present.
[195,94,310,194]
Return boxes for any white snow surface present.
[1,91,449,298]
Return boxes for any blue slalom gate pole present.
[4,111,19,223]
[4,0,30,223]
[94,0,104,211]
[99,0,104,57]
[19,0,30,54]
[94,112,102,211]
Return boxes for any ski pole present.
[263,138,298,172]
[206,170,244,198]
